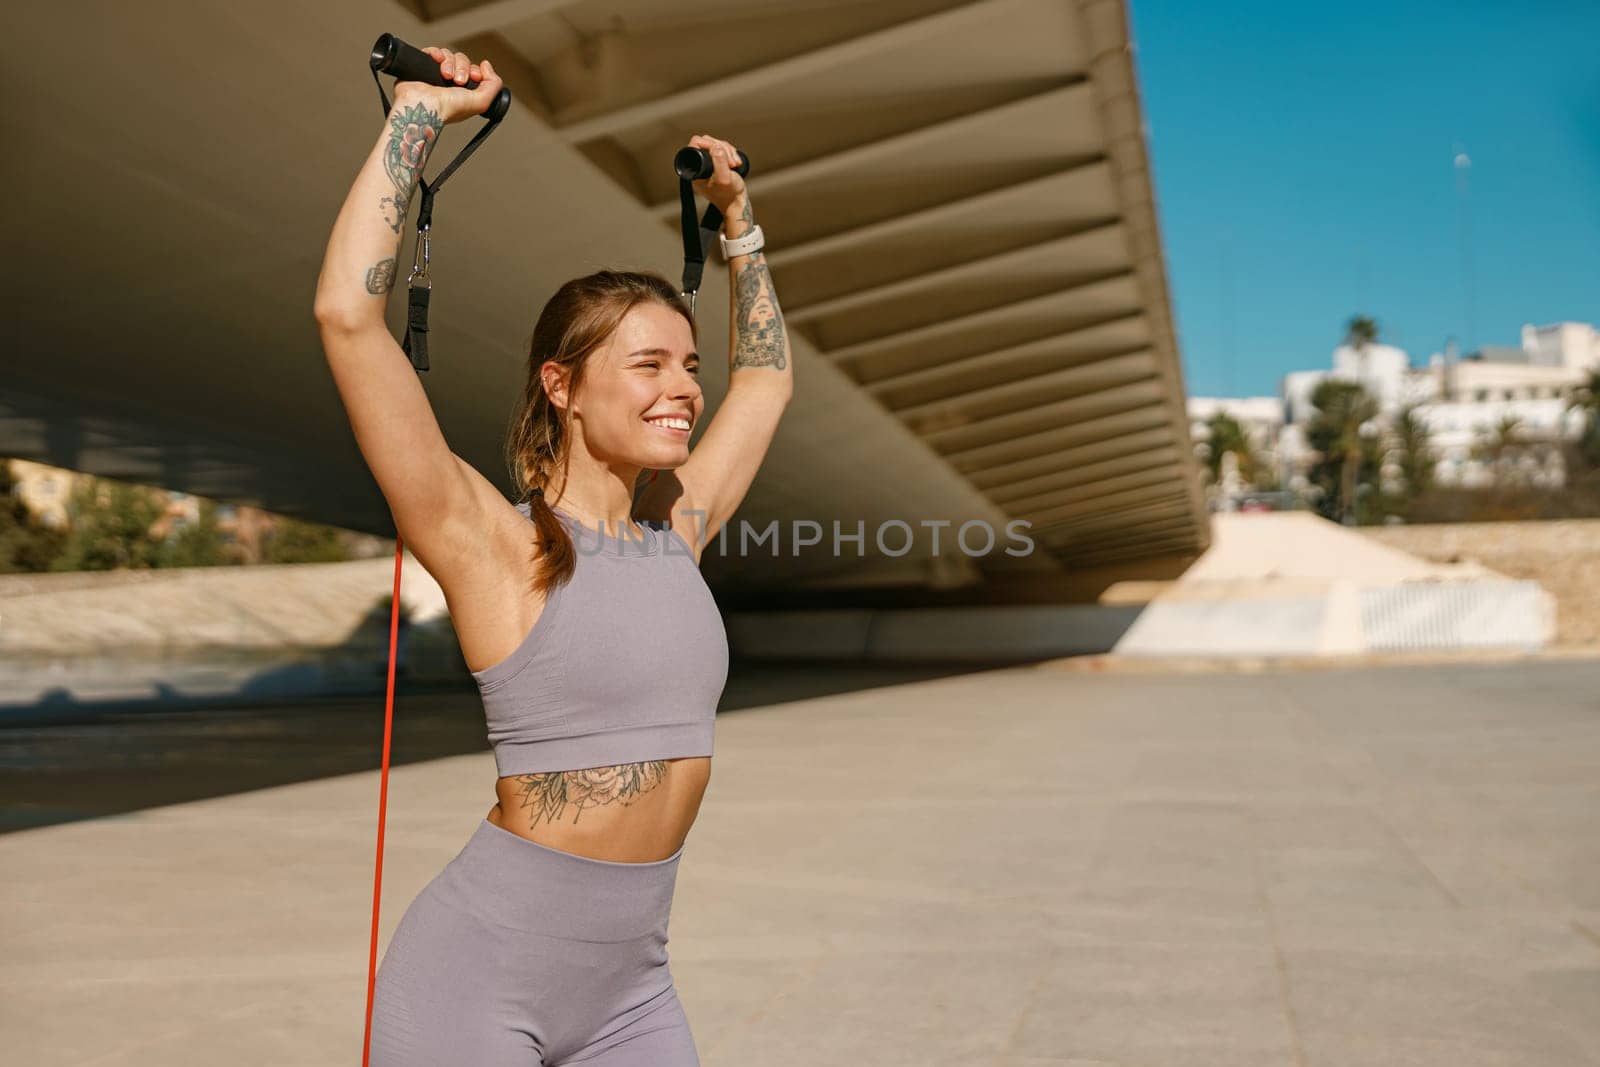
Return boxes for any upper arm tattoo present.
[380,101,443,234]
[365,257,397,295]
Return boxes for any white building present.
[1187,396,1285,453]
[1275,320,1596,490]
[1522,321,1600,371]
[1414,397,1579,489]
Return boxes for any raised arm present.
[642,136,794,553]
[311,51,510,584]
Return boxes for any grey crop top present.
[470,502,730,777]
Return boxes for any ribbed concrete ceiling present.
[4,0,1207,595]
[419,0,1211,569]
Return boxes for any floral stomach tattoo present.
[508,761,670,827]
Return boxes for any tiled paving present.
[3,659,1598,1065]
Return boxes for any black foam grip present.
[371,33,511,122]
[673,146,752,182]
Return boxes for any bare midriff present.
[485,756,712,864]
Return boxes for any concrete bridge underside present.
[5,0,1209,602]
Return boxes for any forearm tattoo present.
[509,761,669,827]
[731,201,788,370]
[365,257,397,295]
[380,101,442,233]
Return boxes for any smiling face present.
[564,301,703,470]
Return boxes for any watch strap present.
[719,224,765,259]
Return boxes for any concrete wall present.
[725,603,1143,663]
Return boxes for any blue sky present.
[1126,0,1600,397]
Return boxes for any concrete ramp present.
[0,556,458,708]
[0,555,450,653]
[1113,513,1555,657]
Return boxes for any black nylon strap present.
[678,176,724,308]
[371,69,504,372]
[402,285,431,372]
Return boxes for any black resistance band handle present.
[674,146,751,181]
[367,32,512,372]
[371,33,511,122]
[675,146,754,313]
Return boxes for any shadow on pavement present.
[0,657,1025,834]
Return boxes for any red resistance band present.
[357,475,659,1059]
[361,536,405,1065]
[357,41,512,1059]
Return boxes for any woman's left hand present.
[687,134,747,215]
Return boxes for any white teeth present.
[646,416,691,430]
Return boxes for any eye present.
[687,364,700,375]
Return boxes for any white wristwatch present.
[718,224,765,260]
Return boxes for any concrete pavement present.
[3,659,1598,1065]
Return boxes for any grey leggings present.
[370,819,699,1066]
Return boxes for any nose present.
[668,365,700,399]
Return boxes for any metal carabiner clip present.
[407,225,432,289]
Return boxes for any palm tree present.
[1390,405,1436,502]
[1307,379,1380,523]
[1467,413,1534,488]
[1490,412,1523,451]
[1344,315,1379,348]
[1344,314,1380,386]
[1201,411,1262,487]
[1472,413,1526,484]
[1566,367,1600,470]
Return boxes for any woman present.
[313,46,792,1066]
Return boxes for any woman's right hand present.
[394,48,503,125]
